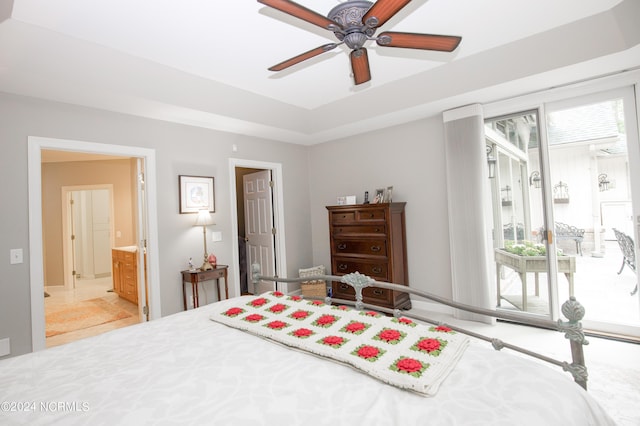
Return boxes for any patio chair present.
[613,228,637,295]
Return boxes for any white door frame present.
[229,158,287,296]
[28,136,162,352]
[61,184,115,289]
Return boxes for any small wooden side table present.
[181,265,229,310]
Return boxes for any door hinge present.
[269,180,274,188]
[143,305,149,316]
[272,228,276,235]
[69,199,74,205]
[71,234,75,241]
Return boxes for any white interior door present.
[63,186,114,287]
[90,189,112,276]
[243,170,276,294]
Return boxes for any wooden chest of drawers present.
[327,203,410,310]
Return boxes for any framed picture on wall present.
[179,175,215,213]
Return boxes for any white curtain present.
[443,104,495,323]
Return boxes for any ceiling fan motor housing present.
[328,0,375,49]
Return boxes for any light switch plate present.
[10,249,23,264]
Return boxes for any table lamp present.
[194,209,214,271]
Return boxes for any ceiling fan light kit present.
[258,0,461,85]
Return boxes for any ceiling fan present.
[257,0,462,85]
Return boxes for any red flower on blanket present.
[392,317,417,327]
[265,320,288,330]
[332,305,350,311]
[268,303,288,314]
[352,344,385,362]
[374,328,406,344]
[222,307,244,317]
[430,325,454,333]
[244,313,265,323]
[411,338,447,356]
[360,310,382,318]
[249,297,268,307]
[390,357,427,377]
[290,328,314,339]
[313,314,339,328]
[289,295,303,302]
[318,335,347,348]
[309,300,325,307]
[272,291,285,297]
[289,310,311,320]
[341,321,369,335]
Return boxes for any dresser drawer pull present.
[371,267,382,274]
[338,264,348,271]
[337,243,347,250]
[370,245,381,252]
[373,289,384,296]
[340,283,349,290]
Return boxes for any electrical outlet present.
[10,249,23,265]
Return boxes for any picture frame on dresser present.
[383,186,393,203]
[179,175,215,214]
[373,188,384,203]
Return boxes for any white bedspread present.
[0,296,616,425]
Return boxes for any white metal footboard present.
[251,263,589,390]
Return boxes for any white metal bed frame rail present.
[251,263,589,390]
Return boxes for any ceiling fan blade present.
[377,31,462,51]
[350,48,371,85]
[258,0,342,31]
[362,0,411,28]
[268,43,338,71]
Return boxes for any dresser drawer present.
[332,258,388,280]
[121,276,138,301]
[330,208,387,224]
[333,239,387,257]
[330,211,356,223]
[355,208,386,222]
[332,224,386,237]
[332,282,392,305]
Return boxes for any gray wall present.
[307,118,453,301]
[0,92,313,358]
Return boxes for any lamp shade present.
[194,209,214,227]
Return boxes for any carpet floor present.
[45,297,132,337]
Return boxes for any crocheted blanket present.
[210,292,469,396]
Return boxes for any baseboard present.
[406,299,454,315]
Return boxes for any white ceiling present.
[1,0,638,144]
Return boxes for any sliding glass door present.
[486,85,640,338]
[486,110,556,317]
[545,87,640,337]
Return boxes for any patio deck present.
[498,240,639,326]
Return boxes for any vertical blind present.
[443,104,495,323]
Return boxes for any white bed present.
[0,291,615,425]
